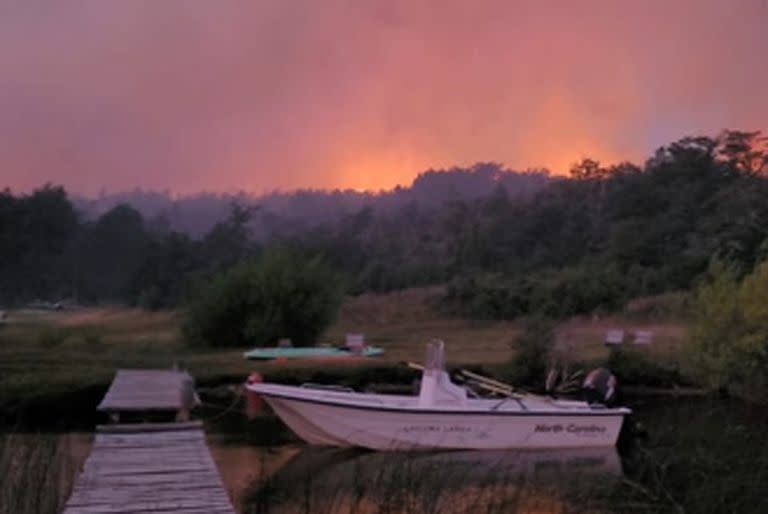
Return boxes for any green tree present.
[717,129,768,176]
[200,202,259,274]
[75,204,149,302]
[0,185,78,303]
[131,232,200,309]
[183,248,343,347]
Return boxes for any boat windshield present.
[424,339,446,371]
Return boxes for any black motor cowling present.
[582,367,618,405]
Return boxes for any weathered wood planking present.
[97,369,199,413]
[63,423,234,514]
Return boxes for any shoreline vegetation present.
[3,289,768,514]
[1,287,694,429]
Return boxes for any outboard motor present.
[582,367,618,405]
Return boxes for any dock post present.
[178,372,195,422]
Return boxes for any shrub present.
[504,316,555,387]
[445,262,625,320]
[445,273,530,319]
[605,348,688,387]
[690,258,768,395]
[183,248,343,347]
[529,262,626,317]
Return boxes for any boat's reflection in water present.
[245,446,622,513]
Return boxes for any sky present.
[1,0,767,195]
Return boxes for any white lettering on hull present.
[534,424,607,436]
[402,425,472,434]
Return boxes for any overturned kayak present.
[244,345,385,361]
[246,341,631,450]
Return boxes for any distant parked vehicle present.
[26,300,65,311]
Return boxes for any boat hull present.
[259,392,627,451]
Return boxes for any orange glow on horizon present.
[332,156,422,192]
[0,2,766,195]
[322,142,632,192]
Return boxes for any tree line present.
[1,130,767,319]
[0,189,254,308]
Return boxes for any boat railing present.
[300,383,355,393]
[299,383,394,405]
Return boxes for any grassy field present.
[0,288,690,421]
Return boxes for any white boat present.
[246,341,631,451]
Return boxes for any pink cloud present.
[0,0,766,194]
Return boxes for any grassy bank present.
[0,289,691,427]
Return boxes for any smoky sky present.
[1,0,766,194]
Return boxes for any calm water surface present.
[207,443,622,514]
[202,395,768,514]
[12,395,768,514]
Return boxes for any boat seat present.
[434,370,468,404]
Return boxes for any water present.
[7,395,768,514]
[204,395,768,514]
[216,445,622,514]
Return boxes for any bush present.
[605,348,688,387]
[530,263,626,317]
[503,316,555,387]
[690,258,768,395]
[445,262,625,320]
[445,273,531,319]
[183,248,343,347]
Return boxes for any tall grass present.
[1,301,689,404]
[241,449,622,514]
[0,432,86,514]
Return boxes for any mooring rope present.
[197,385,245,422]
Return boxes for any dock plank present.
[64,369,233,514]
[63,425,234,514]
[97,369,199,413]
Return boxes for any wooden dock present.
[98,369,200,422]
[63,369,234,514]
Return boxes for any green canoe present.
[244,346,385,360]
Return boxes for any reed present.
[0,432,84,514]
[240,449,620,514]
